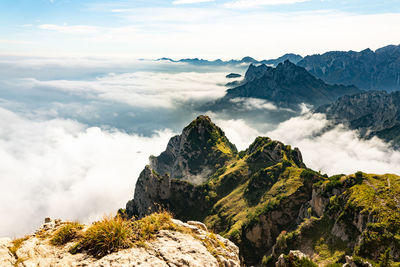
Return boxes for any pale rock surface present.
[0,218,240,267]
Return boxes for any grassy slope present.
[271,172,400,266]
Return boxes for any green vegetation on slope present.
[270,172,400,266]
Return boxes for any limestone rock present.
[344,255,373,267]
[0,218,240,267]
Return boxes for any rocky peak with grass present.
[0,212,240,267]
[126,115,400,266]
[150,115,237,184]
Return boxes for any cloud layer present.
[0,107,174,237]
[213,110,400,176]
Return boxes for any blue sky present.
[1,0,400,59]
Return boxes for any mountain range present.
[158,53,303,67]
[125,115,400,266]
[298,44,400,91]
[222,60,361,108]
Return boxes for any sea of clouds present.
[1,56,400,237]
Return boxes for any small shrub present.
[283,254,318,267]
[131,211,177,242]
[355,171,364,184]
[378,248,392,267]
[70,215,133,258]
[51,222,83,246]
[300,169,317,181]
[262,255,274,266]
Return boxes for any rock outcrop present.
[298,44,400,91]
[149,115,237,183]
[226,73,241,79]
[1,217,240,267]
[223,60,361,108]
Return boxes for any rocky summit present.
[1,215,240,267]
[223,60,361,108]
[126,115,400,266]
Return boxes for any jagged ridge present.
[298,44,400,91]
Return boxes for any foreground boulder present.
[0,215,240,267]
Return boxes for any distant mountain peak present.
[224,61,361,107]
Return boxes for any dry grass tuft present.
[50,222,83,246]
[131,211,177,242]
[70,215,133,258]
[9,236,30,266]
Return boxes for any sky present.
[1,0,400,59]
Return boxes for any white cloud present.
[213,117,261,150]
[225,0,310,8]
[0,107,174,237]
[228,97,295,112]
[0,39,32,45]
[39,24,101,34]
[14,71,231,109]
[173,0,214,4]
[267,111,400,175]
[213,110,400,176]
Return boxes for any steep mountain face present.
[224,60,361,107]
[157,53,303,67]
[298,44,400,91]
[317,90,400,146]
[126,116,400,266]
[149,115,237,182]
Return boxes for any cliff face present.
[317,90,400,146]
[298,44,400,91]
[224,60,361,108]
[126,115,400,266]
[1,217,240,267]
